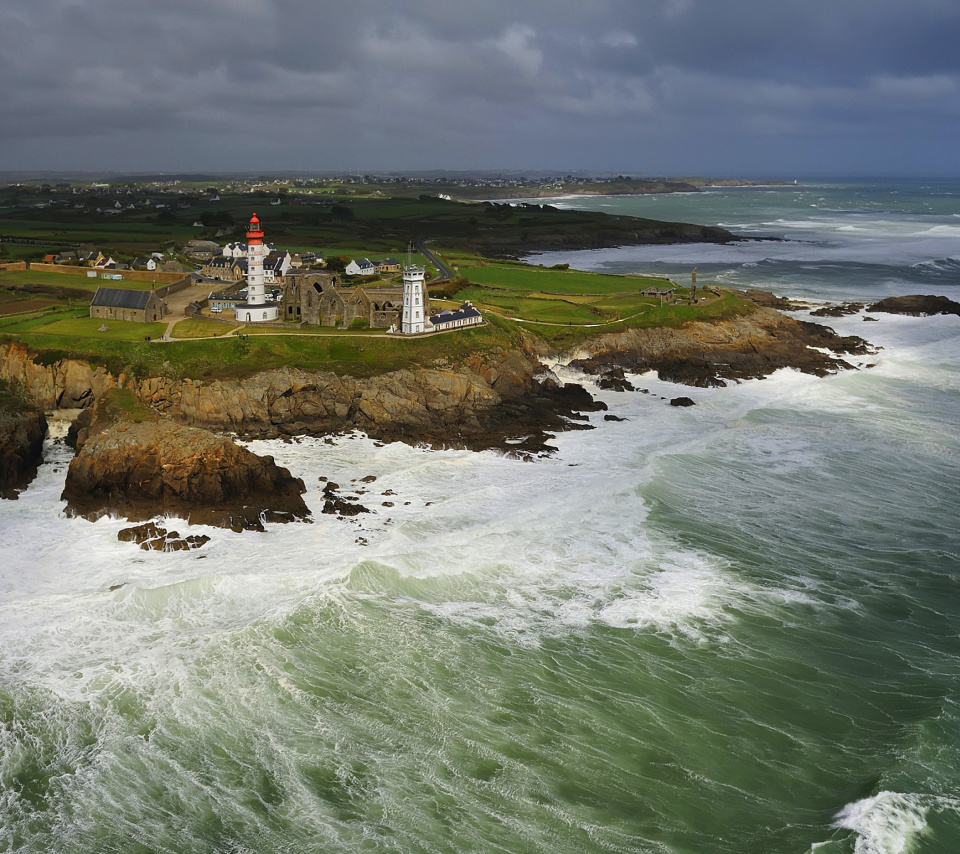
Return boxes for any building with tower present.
[234,214,279,322]
[400,261,426,334]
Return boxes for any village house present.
[183,239,220,261]
[262,251,292,285]
[207,290,245,314]
[89,287,166,323]
[202,256,244,281]
[375,258,401,274]
[345,258,376,276]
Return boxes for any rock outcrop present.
[61,394,310,530]
[0,342,117,410]
[135,348,604,454]
[0,342,604,455]
[569,307,872,387]
[867,295,960,317]
[0,382,47,499]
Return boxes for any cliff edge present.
[0,380,47,499]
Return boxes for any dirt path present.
[160,279,214,340]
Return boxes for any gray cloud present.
[1,0,958,174]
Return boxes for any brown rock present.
[0,383,47,499]
[571,307,873,388]
[64,415,310,531]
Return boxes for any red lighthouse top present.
[246,213,264,244]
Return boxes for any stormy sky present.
[2,0,958,176]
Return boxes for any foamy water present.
[2,179,960,853]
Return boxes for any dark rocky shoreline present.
[4,291,958,530]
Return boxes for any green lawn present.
[171,318,238,338]
[453,258,670,295]
[27,316,169,341]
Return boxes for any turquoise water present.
[2,181,960,853]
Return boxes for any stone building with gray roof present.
[89,287,166,323]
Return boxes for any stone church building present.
[281,271,427,329]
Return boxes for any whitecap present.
[833,791,960,854]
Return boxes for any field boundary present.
[28,263,186,285]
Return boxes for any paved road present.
[417,241,453,280]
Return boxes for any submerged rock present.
[118,522,211,551]
[321,481,370,517]
[810,303,864,317]
[670,397,696,407]
[596,368,635,392]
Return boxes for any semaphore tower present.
[401,247,426,334]
[234,213,278,322]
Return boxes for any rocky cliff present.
[62,394,310,531]
[567,307,872,387]
[0,308,870,452]
[0,381,47,499]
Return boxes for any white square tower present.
[401,263,426,334]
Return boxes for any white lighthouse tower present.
[401,258,426,334]
[234,213,278,322]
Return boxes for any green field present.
[426,254,693,327]
[0,312,168,341]
[0,269,157,294]
[446,255,670,295]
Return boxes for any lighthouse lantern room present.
[234,213,279,322]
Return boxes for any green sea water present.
[2,180,960,853]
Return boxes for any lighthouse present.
[234,214,278,322]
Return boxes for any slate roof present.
[430,304,482,326]
[90,287,153,310]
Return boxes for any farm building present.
[89,287,166,323]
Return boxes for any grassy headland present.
[0,183,756,379]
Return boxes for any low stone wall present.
[28,263,186,285]
[0,262,28,272]
[155,278,191,299]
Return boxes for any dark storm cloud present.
[2,0,959,174]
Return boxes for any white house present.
[222,241,279,259]
[345,258,376,276]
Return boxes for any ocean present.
[2,179,959,854]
